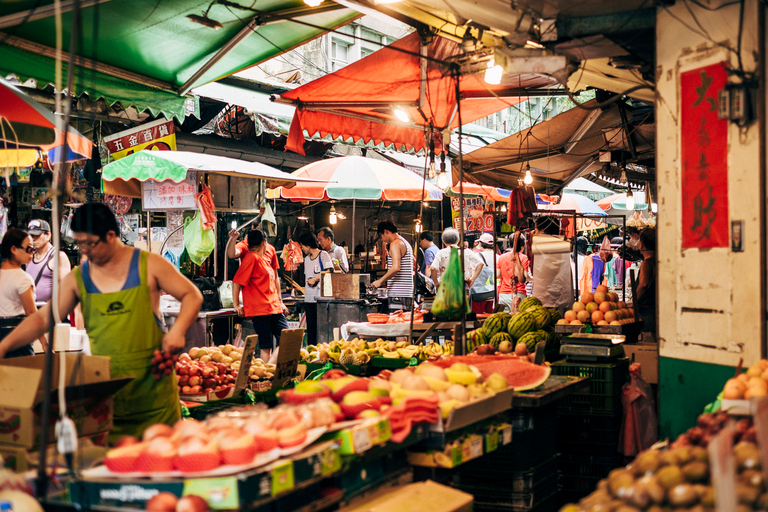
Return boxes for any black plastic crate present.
[557,414,623,446]
[559,453,624,478]
[558,392,624,416]
[558,440,621,461]
[550,358,630,396]
[454,454,559,494]
[507,404,558,433]
[561,474,602,495]
[499,421,558,471]
[470,477,560,512]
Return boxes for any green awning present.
[0,0,358,121]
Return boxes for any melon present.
[527,307,552,330]
[489,332,513,350]
[517,331,545,354]
[547,308,560,325]
[518,297,542,313]
[482,313,509,338]
[507,311,536,340]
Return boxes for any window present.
[331,41,349,71]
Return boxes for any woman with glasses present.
[0,228,47,357]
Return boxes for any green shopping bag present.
[183,212,215,266]
[431,247,468,319]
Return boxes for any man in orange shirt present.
[232,229,288,361]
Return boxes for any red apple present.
[176,494,210,512]
[113,435,140,448]
[178,375,190,387]
[203,378,216,389]
[201,368,214,379]
[179,353,192,363]
[145,491,178,511]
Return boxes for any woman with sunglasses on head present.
[0,228,47,357]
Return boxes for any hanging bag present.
[183,211,215,266]
[431,247,468,319]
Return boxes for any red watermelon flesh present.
[433,356,550,391]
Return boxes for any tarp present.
[0,0,359,121]
[278,32,557,154]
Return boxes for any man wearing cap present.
[25,219,71,303]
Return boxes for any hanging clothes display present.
[194,184,216,231]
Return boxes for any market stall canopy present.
[539,193,606,215]
[272,155,443,201]
[460,100,654,193]
[102,150,323,198]
[275,31,558,155]
[0,0,359,121]
[446,183,510,202]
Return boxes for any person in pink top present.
[497,232,528,313]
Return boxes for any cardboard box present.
[338,480,472,512]
[622,342,659,384]
[0,432,109,472]
[430,388,515,433]
[0,354,130,447]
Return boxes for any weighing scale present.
[559,333,626,362]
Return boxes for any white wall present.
[656,0,763,365]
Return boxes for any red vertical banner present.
[680,62,729,248]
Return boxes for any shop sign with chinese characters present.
[103,118,177,160]
[451,196,493,235]
[141,172,197,211]
[680,62,728,248]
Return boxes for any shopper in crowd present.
[25,219,71,303]
[497,232,528,313]
[428,227,484,289]
[0,204,203,439]
[317,226,349,273]
[531,215,574,309]
[233,229,289,361]
[299,232,332,346]
[469,233,497,314]
[372,221,414,311]
[636,228,657,338]
[0,228,47,357]
[418,232,439,274]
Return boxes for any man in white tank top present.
[372,221,414,311]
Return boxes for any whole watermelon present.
[518,331,546,353]
[528,307,552,330]
[483,313,509,338]
[476,329,489,347]
[547,308,560,325]
[546,329,560,349]
[508,311,536,340]
[489,332,512,349]
[518,297,542,313]
[466,330,480,352]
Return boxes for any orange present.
[596,285,609,294]
[723,378,746,399]
[594,292,607,304]
[585,302,599,314]
[580,292,594,304]
[564,310,577,322]
[604,311,618,323]
[599,301,613,313]
[576,310,590,323]
[591,311,604,323]
[573,302,586,313]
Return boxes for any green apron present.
[74,250,180,441]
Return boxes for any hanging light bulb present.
[423,201,429,207]
[428,160,436,179]
[298,210,308,221]
[393,106,410,123]
[329,205,338,224]
[484,58,503,85]
[304,0,323,6]
[501,204,507,212]
[651,202,658,214]
[414,217,422,233]
[231,220,237,230]
[625,190,635,210]
[523,163,533,185]
[437,170,449,189]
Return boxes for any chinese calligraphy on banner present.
[680,62,729,248]
[450,196,494,235]
[103,118,177,160]
[141,172,197,211]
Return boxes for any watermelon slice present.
[433,356,550,391]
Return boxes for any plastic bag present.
[219,281,243,309]
[619,362,658,457]
[531,234,574,309]
[599,235,613,264]
[183,212,215,266]
[431,247,467,319]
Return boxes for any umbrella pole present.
[455,73,466,356]
[352,199,356,268]
[147,211,152,253]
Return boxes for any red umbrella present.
[0,78,91,160]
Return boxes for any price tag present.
[352,426,372,453]
[469,436,483,459]
[485,431,499,453]
[501,425,513,445]
[708,423,737,512]
[752,397,768,485]
[450,445,462,467]
[184,476,239,509]
[367,424,380,445]
[377,419,392,442]
[320,448,341,476]
[271,461,295,496]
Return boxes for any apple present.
[188,376,201,387]
[189,366,201,377]
[113,435,140,448]
[177,365,190,376]
[143,423,174,441]
[176,494,210,512]
[179,353,192,363]
[204,378,216,389]
[178,375,190,387]
[181,385,192,395]
[189,385,202,394]
[144,491,178,511]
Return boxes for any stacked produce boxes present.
[551,358,630,505]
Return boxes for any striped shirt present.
[386,235,414,299]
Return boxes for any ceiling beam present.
[1,33,177,92]
[0,0,114,30]
[461,88,570,99]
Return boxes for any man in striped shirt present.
[372,221,414,311]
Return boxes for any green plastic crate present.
[550,358,630,396]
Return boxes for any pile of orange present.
[557,285,636,326]
[721,360,768,400]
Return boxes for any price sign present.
[270,461,294,496]
[485,431,499,453]
[141,172,197,211]
[450,196,493,235]
[183,476,238,509]
[501,425,513,445]
[352,426,373,453]
[320,448,341,476]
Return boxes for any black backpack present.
[192,277,222,311]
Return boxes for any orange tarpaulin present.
[279,32,557,155]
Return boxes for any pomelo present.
[580,292,594,304]
[594,292,607,304]
[573,302,586,313]
[596,285,609,294]
[599,301,613,313]
[591,311,604,323]
[576,311,590,323]
[585,302,598,314]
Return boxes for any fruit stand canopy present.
[276,31,558,154]
[0,0,359,121]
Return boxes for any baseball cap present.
[478,233,494,245]
[27,219,51,236]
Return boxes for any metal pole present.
[455,72,466,356]
[147,211,152,254]
[352,199,356,268]
[492,207,497,311]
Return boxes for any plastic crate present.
[496,421,558,471]
[560,454,624,479]
[507,403,558,432]
[455,454,559,493]
[561,474,602,494]
[550,358,630,396]
[470,477,560,512]
[370,357,413,369]
[557,414,623,445]
[558,392,624,416]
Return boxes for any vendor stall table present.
[164,307,239,348]
[316,297,382,345]
[342,320,480,344]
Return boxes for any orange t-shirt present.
[233,244,281,317]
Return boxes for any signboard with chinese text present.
[450,196,494,235]
[103,118,176,161]
[681,62,728,248]
[141,172,197,210]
